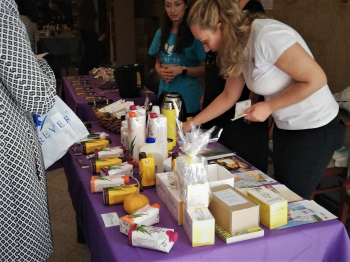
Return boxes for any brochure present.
[231,99,251,121]
[207,155,254,173]
[276,200,337,230]
[215,223,264,244]
[233,170,277,188]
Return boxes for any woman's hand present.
[160,65,182,84]
[181,120,194,134]
[244,102,273,122]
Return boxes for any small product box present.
[247,187,288,229]
[91,157,122,174]
[103,185,138,205]
[209,185,260,234]
[128,225,178,253]
[186,183,210,209]
[183,207,215,247]
[156,172,184,225]
[120,204,160,235]
[207,164,235,189]
[81,139,110,154]
[166,186,184,225]
[100,162,133,177]
[90,175,129,193]
[94,146,124,159]
[156,172,175,205]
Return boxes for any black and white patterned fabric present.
[0,0,56,261]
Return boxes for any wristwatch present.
[182,66,187,76]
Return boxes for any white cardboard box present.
[156,172,175,205]
[166,186,184,225]
[156,172,184,225]
[208,164,235,189]
[183,207,215,247]
[163,157,172,172]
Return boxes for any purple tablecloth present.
[59,76,159,121]
[63,122,350,261]
[80,181,350,262]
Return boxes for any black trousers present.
[273,113,346,199]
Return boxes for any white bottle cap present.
[152,105,160,115]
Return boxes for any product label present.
[213,189,248,206]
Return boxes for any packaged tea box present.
[91,157,122,174]
[120,204,160,235]
[103,185,138,205]
[128,224,178,253]
[90,175,129,193]
[94,146,124,159]
[100,162,133,177]
[81,139,110,154]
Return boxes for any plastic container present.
[140,138,164,173]
[139,152,156,188]
[162,101,176,150]
[128,112,146,166]
[148,112,168,160]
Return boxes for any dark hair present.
[158,0,194,55]
[16,0,38,23]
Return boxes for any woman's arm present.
[161,61,205,84]
[244,42,327,122]
[0,4,56,115]
[182,74,245,133]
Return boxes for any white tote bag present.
[33,96,89,169]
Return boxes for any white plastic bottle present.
[140,138,164,173]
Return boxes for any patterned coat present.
[0,0,56,261]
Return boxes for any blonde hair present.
[188,0,268,79]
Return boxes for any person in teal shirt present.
[148,0,206,115]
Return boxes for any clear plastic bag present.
[174,119,219,209]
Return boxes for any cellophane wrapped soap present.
[174,120,218,209]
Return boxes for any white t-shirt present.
[241,19,338,130]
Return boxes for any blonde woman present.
[183,0,345,199]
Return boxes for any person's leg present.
[273,115,345,199]
[218,119,269,173]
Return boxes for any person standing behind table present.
[184,0,346,199]
[16,0,39,53]
[202,0,268,173]
[148,0,206,117]
[78,0,100,75]
[0,0,57,261]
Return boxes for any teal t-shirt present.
[148,29,206,113]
